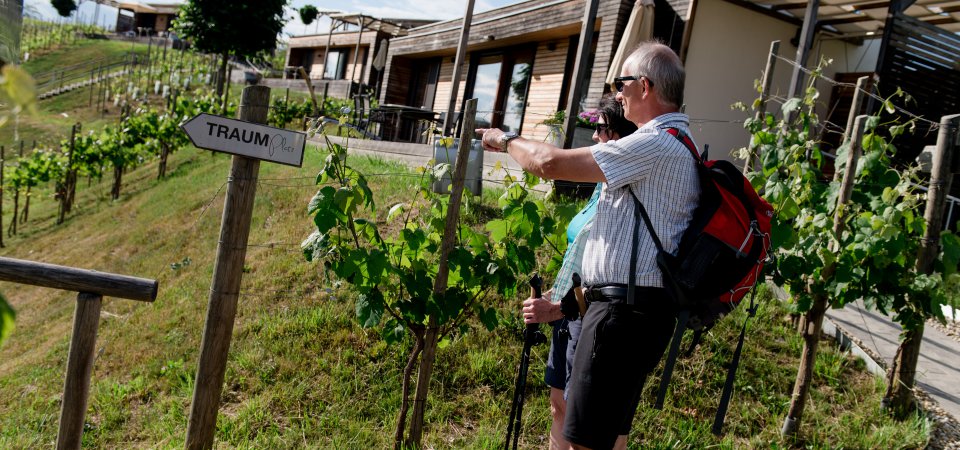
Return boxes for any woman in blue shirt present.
[520,94,637,449]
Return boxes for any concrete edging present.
[765,282,886,378]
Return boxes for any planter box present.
[555,125,597,199]
[432,139,484,196]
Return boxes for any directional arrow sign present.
[181,113,306,167]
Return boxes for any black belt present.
[584,284,674,312]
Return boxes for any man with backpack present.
[478,41,699,449]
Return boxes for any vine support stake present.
[185,85,270,450]
[883,113,960,415]
[407,98,478,446]
[782,115,867,439]
[743,40,780,173]
[0,145,4,249]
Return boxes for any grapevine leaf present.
[486,219,509,242]
[387,203,407,222]
[0,294,15,344]
[477,306,498,331]
[940,232,960,276]
[356,290,384,328]
[781,98,802,116]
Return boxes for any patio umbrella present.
[605,0,656,88]
[372,39,388,71]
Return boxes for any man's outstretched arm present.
[477,128,606,183]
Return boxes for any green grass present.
[0,41,933,449]
[0,141,930,448]
[2,42,154,151]
[21,39,149,76]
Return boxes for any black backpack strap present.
[655,308,688,410]
[627,187,689,411]
[627,129,700,410]
[712,277,760,435]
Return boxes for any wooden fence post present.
[56,292,103,450]
[185,85,270,450]
[0,145,4,248]
[88,67,96,107]
[743,40,780,173]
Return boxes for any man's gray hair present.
[622,41,684,108]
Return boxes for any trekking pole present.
[505,274,546,450]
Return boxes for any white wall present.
[683,0,881,161]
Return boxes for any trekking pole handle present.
[529,273,542,298]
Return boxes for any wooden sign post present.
[184,85,271,450]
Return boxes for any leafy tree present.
[302,135,572,448]
[299,4,319,26]
[174,0,286,97]
[50,0,77,17]
[740,65,960,437]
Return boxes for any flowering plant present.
[577,109,600,128]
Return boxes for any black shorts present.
[563,296,676,449]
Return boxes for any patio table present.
[370,104,439,143]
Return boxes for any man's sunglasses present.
[613,75,654,92]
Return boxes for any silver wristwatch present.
[499,131,520,150]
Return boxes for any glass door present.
[471,56,503,129]
[501,53,533,133]
[465,48,534,132]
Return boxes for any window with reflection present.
[323,49,348,80]
[465,47,535,132]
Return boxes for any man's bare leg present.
[570,434,628,450]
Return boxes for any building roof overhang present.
[721,0,959,36]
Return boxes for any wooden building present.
[285,15,436,100]
[381,0,657,142]
[115,0,183,34]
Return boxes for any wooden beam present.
[771,1,809,11]
[0,256,157,302]
[562,0,600,149]
[788,0,820,100]
[722,0,804,26]
[820,15,877,25]
[443,0,475,136]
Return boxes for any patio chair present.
[367,107,392,140]
[436,111,462,138]
[352,93,371,132]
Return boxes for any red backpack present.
[627,127,773,434]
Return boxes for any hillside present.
[0,42,932,449]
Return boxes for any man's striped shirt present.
[581,112,700,288]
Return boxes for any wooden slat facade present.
[878,12,960,161]
[286,31,390,88]
[382,0,638,140]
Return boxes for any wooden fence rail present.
[0,256,158,450]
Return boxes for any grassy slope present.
[0,42,930,449]
[2,40,150,150]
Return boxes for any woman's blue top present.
[566,184,602,245]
